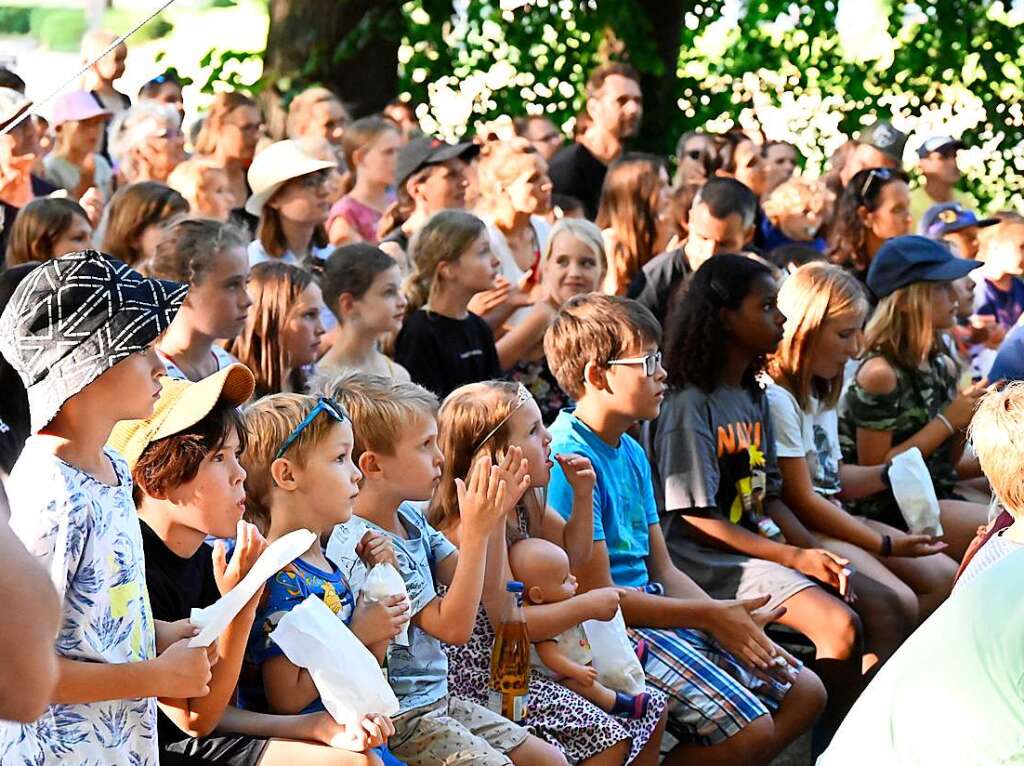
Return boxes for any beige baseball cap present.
[108,363,255,470]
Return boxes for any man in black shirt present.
[629,177,758,324]
[548,62,643,219]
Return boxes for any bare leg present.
[507,733,570,766]
[760,666,826,762]
[560,677,618,713]
[862,518,956,622]
[661,713,775,766]
[939,499,991,561]
[257,740,384,766]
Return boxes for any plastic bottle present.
[488,580,530,722]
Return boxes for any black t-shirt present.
[628,247,689,326]
[548,142,607,220]
[395,308,502,398]
[142,522,223,754]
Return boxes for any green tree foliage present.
[399,0,1024,209]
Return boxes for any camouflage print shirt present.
[838,351,960,526]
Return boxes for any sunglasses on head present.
[859,167,894,201]
[275,397,347,460]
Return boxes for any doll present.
[508,537,651,719]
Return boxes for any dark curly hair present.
[828,166,910,273]
[664,253,773,394]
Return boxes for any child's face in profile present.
[374,414,444,502]
[87,345,166,423]
[502,399,553,488]
[601,342,667,423]
[169,425,247,539]
[296,420,362,528]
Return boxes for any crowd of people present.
[1,30,1023,766]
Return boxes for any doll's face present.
[510,538,578,605]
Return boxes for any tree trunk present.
[262,0,405,136]
[632,0,693,155]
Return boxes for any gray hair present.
[108,101,181,180]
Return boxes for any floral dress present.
[444,509,667,764]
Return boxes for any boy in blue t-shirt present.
[543,293,825,764]
[323,372,566,766]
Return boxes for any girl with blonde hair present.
[595,153,669,296]
[767,262,957,627]
[430,381,668,766]
[496,218,606,421]
[326,116,400,246]
[167,158,235,221]
[839,237,990,561]
[393,210,502,398]
[229,261,326,397]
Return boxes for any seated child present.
[321,371,568,766]
[240,393,408,765]
[0,250,211,764]
[820,385,1024,766]
[508,537,651,719]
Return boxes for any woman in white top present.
[246,139,337,268]
[765,262,957,630]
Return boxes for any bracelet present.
[880,534,893,557]
[936,412,956,435]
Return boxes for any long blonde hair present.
[474,137,539,214]
[428,381,533,534]
[767,263,868,410]
[229,262,314,397]
[863,281,941,370]
[404,209,486,314]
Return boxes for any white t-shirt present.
[820,546,1024,766]
[485,216,551,326]
[766,383,842,496]
[0,440,157,765]
[157,345,238,382]
[43,152,115,202]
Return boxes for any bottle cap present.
[506,581,524,593]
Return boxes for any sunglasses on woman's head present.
[858,167,895,201]
[275,397,348,459]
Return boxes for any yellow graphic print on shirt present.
[729,443,767,524]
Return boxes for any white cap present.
[244,139,337,217]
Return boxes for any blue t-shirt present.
[326,503,457,712]
[974,276,1024,330]
[989,324,1024,382]
[547,409,659,588]
[241,555,355,714]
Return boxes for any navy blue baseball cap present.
[920,202,998,238]
[866,235,981,299]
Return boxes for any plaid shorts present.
[629,625,794,746]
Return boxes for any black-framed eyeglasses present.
[607,350,663,377]
[275,397,347,460]
[295,169,331,189]
[859,167,893,201]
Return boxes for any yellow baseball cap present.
[108,363,256,470]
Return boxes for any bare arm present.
[836,462,888,501]
[0,514,60,721]
[261,655,320,715]
[495,300,553,370]
[414,532,489,645]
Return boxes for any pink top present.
[328,195,383,244]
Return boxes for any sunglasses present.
[859,167,894,200]
[275,397,348,460]
[607,350,663,377]
[295,169,332,189]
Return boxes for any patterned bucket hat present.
[0,250,188,432]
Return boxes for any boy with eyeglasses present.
[543,293,826,766]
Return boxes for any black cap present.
[855,121,908,164]
[866,235,980,299]
[396,136,480,188]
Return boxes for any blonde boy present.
[322,371,567,766]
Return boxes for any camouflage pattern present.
[838,351,959,526]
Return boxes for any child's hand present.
[495,446,531,514]
[155,638,213,699]
[356,530,398,570]
[555,453,596,498]
[889,533,948,558]
[350,593,410,646]
[456,455,509,538]
[468,277,513,317]
[358,713,395,750]
[79,186,104,225]
[578,587,621,622]
[570,664,599,687]
[155,618,199,654]
[213,520,268,597]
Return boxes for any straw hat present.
[108,363,255,470]
[244,139,337,217]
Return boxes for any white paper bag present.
[889,447,944,536]
[362,562,411,646]
[189,528,317,648]
[270,595,400,724]
[582,608,646,696]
